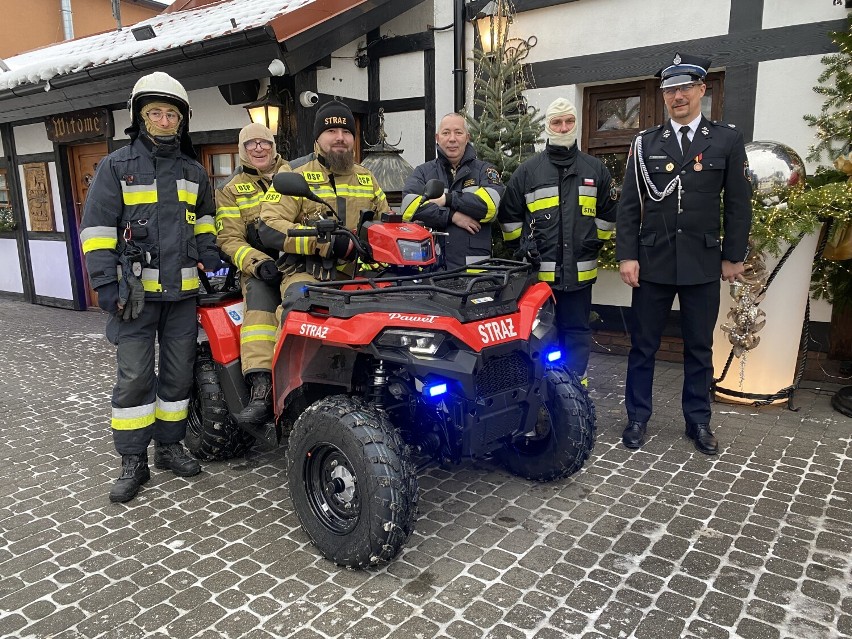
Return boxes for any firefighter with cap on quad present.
[80,71,221,503]
[616,53,752,455]
[214,123,291,429]
[257,99,389,336]
[498,97,618,386]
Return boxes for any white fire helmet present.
[127,71,191,121]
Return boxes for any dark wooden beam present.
[528,20,845,88]
[424,47,437,164]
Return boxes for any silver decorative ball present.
[744,141,807,198]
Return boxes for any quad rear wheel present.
[286,395,418,568]
[186,343,253,461]
[495,365,596,481]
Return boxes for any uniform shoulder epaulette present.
[711,120,736,129]
[289,153,315,170]
[639,124,663,135]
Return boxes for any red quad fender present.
[197,300,244,365]
[270,281,555,416]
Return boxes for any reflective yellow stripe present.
[122,191,157,205]
[178,190,198,206]
[402,195,424,221]
[155,397,190,422]
[527,196,559,213]
[142,280,162,292]
[578,267,598,282]
[473,187,497,223]
[579,196,596,216]
[502,227,522,241]
[111,403,156,431]
[537,271,555,282]
[236,194,262,209]
[195,223,216,235]
[181,274,200,291]
[82,237,118,253]
[597,228,613,240]
[234,246,252,270]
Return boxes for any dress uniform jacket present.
[400,144,504,270]
[499,146,617,291]
[215,156,290,277]
[615,116,752,283]
[80,136,217,299]
[257,147,389,258]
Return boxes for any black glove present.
[331,234,355,260]
[307,256,335,281]
[96,283,120,314]
[256,260,281,283]
[514,245,541,267]
[118,243,146,322]
[199,251,224,272]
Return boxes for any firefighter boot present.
[235,372,273,426]
[109,453,151,503]
[154,441,201,477]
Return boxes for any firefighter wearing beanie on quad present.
[498,97,618,386]
[80,72,220,503]
[258,100,389,323]
[215,123,290,427]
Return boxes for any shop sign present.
[45,108,113,143]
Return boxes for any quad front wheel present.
[495,365,596,481]
[286,395,418,568]
[186,343,253,461]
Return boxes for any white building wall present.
[317,41,369,101]
[30,239,73,300]
[763,0,847,29]
[187,87,252,133]
[14,123,53,155]
[0,238,24,294]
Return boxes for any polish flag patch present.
[583,178,595,186]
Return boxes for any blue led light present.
[546,349,563,363]
[426,382,448,397]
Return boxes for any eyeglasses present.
[145,109,181,123]
[661,83,701,97]
[243,139,273,150]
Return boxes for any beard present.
[325,148,354,173]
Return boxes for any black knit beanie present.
[313,100,356,140]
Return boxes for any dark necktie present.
[680,125,692,160]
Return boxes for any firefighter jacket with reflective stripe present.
[257,146,389,259]
[215,157,290,278]
[80,137,217,300]
[498,145,617,291]
[400,143,504,270]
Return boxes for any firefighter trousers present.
[240,274,281,377]
[105,298,197,455]
[553,286,593,381]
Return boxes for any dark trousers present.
[625,280,720,424]
[106,298,197,454]
[553,286,593,378]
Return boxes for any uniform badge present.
[694,153,703,172]
[463,179,476,188]
[673,53,682,65]
[728,123,736,128]
[662,129,671,139]
[609,178,619,201]
[583,178,595,186]
[665,162,674,172]
[700,126,710,136]
[485,167,501,184]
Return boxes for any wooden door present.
[69,142,108,308]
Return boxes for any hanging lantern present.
[473,0,511,55]
[360,109,414,209]
[244,88,284,136]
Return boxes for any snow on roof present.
[0,0,314,92]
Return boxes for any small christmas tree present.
[466,0,543,184]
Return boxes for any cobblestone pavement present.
[0,298,850,639]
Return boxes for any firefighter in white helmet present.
[80,71,220,503]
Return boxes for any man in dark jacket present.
[499,98,618,384]
[80,71,220,502]
[401,113,504,270]
[616,53,752,455]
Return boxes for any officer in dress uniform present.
[616,53,752,455]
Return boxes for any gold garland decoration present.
[720,240,768,358]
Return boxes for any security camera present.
[299,91,319,107]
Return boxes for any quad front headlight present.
[378,329,445,356]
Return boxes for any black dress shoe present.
[686,423,718,455]
[622,421,647,449]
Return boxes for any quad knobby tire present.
[495,365,596,481]
[286,395,418,568]
[186,343,253,461]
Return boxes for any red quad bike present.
[191,172,596,569]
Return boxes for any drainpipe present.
[61,0,74,40]
[453,0,466,112]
